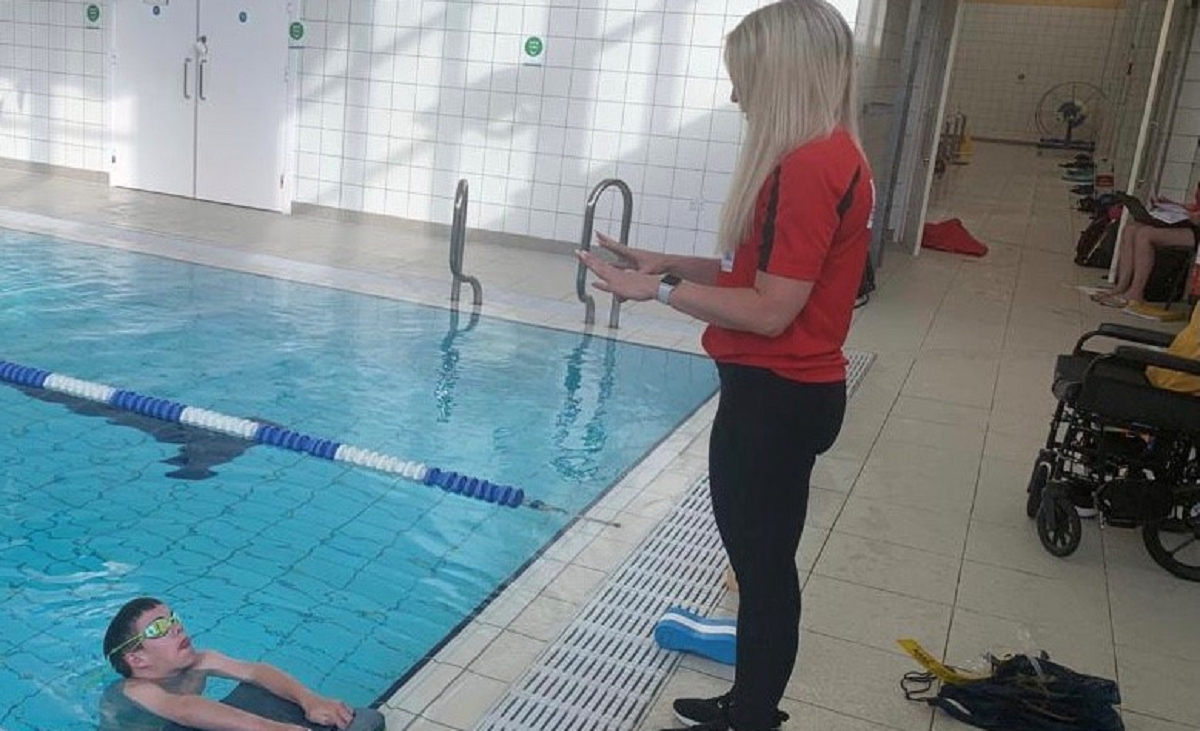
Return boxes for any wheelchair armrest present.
[1111,345,1200,376]
[1074,323,1175,354]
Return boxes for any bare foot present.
[1094,292,1130,308]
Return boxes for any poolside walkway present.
[2,141,1196,731]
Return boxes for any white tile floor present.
[3,141,1199,730]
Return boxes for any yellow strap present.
[897,639,987,684]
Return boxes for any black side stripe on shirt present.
[758,166,783,271]
[836,166,863,220]
[758,164,863,271]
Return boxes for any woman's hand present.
[577,249,659,301]
[594,232,668,275]
[302,695,355,730]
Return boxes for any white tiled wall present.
[0,0,107,170]
[946,2,1117,144]
[853,0,909,174]
[0,0,897,258]
[1158,16,1200,205]
[1104,0,1170,193]
[293,0,887,256]
[295,0,776,257]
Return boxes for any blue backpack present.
[903,652,1124,731]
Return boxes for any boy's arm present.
[201,651,354,729]
[122,681,305,731]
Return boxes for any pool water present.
[0,228,718,731]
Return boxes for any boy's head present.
[103,597,196,678]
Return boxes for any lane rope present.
[0,359,525,508]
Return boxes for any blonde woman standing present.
[578,2,871,729]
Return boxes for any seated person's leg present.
[1126,225,1196,304]
[1094,221,1141,305]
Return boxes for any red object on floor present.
[921,218,988,256]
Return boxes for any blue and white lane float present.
[0,360,525,508]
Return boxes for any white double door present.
[111,0,291,212]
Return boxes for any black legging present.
[709,362,845,731]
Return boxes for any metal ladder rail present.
[575,179,633,328]
[449,178,482,306]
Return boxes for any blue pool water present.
[0,228,718,731]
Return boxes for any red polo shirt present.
[702,128,872,383]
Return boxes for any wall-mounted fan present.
[1035,82,1105,152]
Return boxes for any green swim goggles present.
[108,613,182,658]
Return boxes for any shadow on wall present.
[299,0,909,258]
[299,0,741,257]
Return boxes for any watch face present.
[662,274,682,286]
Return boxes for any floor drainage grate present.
[474,350,875,731]
[846,349,875,397]
[475,484,726,731]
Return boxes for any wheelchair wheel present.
[1037,483,1081,557]
[1026,450,1054,518]
[1142,488,1200,582]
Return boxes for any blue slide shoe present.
[653,606,737,665]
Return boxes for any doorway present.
[871,0,965,263]
[110,0,293,212]
[876,0,1195,264]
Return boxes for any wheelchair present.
[1026,322,1200,581]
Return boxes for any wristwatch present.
[656,273,682,305]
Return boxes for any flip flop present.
[1094,293,1129,308]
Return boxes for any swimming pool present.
[0,227,718,731]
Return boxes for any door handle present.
[198,59,207,101]
[183,58,192,99]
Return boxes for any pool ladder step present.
[576,179,634,329]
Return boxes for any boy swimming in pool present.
[99,596,385,731]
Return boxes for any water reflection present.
[434,306,480,423]
[552,333,617,481]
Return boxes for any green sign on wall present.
[524,36,544,58]
[86,4,101,24]
[289,21,305,41]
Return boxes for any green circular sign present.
[524,36,544,58]
[289,21,305,41]
[86,4,100,23]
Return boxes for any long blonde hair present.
[718,0,860,253]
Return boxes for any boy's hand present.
[302,695,354,729]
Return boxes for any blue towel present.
[653,606,737,665]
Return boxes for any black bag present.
[1143,245,1192,303]
[1075,219,1117,268]
[904,653,1124,731]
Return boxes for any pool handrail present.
[576,178,633,328]
[449,178,483,306]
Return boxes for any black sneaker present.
[672,694,789,729]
